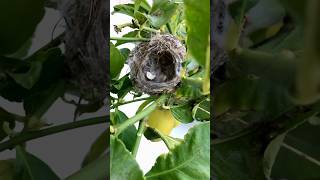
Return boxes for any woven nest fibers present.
[128,34,186,94]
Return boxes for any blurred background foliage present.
[212,0,320,179]
[0,0,108,179]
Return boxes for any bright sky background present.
[110,0,198,174]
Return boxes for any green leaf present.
[0,159,15,180]
[148,0,178,28]
[212,108,317,180]
[115,31,139,46]
[112,4,148,24]
[14,146,60,180]
[23,81,65,118]
[110,42,125,79]
[263,133,286,178]
[192,98,210,121]
[271,122,320,179]
[0,0,45,54]
[212,129,267,180]
[8,61,42,89]
[111,74,133,99]
[110,110,137,151]
[0,48,63,103]
[110,136,144,180]
[120,48,131,62]
[66,155,108,180]
[170,103,193,123]
[82,129,108,167]
[176,78,203,100]
[145,122,210,180]
[214,77,293,117]
[184,0,210,66]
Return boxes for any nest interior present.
[128,34,186,94]
[145,50,176,83]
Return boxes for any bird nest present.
[128,34,186,94]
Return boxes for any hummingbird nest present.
[59,0,108,101]
[128,34,186,94]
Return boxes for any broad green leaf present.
[0,56,29,72]
[170,103,193,123]
[263,134,286,178]
[148,0,178,28]
[184,0,210,66]
[213,108,317,180]
[271,121,320,179]
[145,122,210,180]
[115,31,139,46]
[111,74,134,99]
[175,78,203,101]
[110,110,137,151]
[110,42,125,79]
[23,81,65,119]
[66,155,108,180]
[0,48,63,103]
[212,129,267,180]
[112,4,148,24]
[192,98,210,121]
[0,107,17,141]
[110,136,144,180]
[214,77,293,117]
[0,0,45,54]
[0,159,15,180]
[82,129,108,167]
[14,146,60,180]
[120,48,131,62]
[8,61,42,89]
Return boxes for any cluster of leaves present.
[110,0,210,179]
[213,0,320,179]
[0,0,107,179]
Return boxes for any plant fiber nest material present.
[128,34,186,94]
[59,0,108,101]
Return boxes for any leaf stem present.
[0,116,107,152]
[142,27,160,33]
[114,95,167,136]
[111,97,156,109]
[110,37,150,42]
[132,119,147,157]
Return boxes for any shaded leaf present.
[110,136,144,180]
[66,155,108,180]
[0,0,45,54]
[0,159,15,180]
[14,146,60,180]
[214,77,293,117]
[23,81,65,118]
[82,130,108,167]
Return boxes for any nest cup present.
[128,34,186,94]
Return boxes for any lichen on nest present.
[128,34,186,95]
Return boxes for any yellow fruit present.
[146,108,180,135]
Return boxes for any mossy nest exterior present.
[128,34,186,94]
